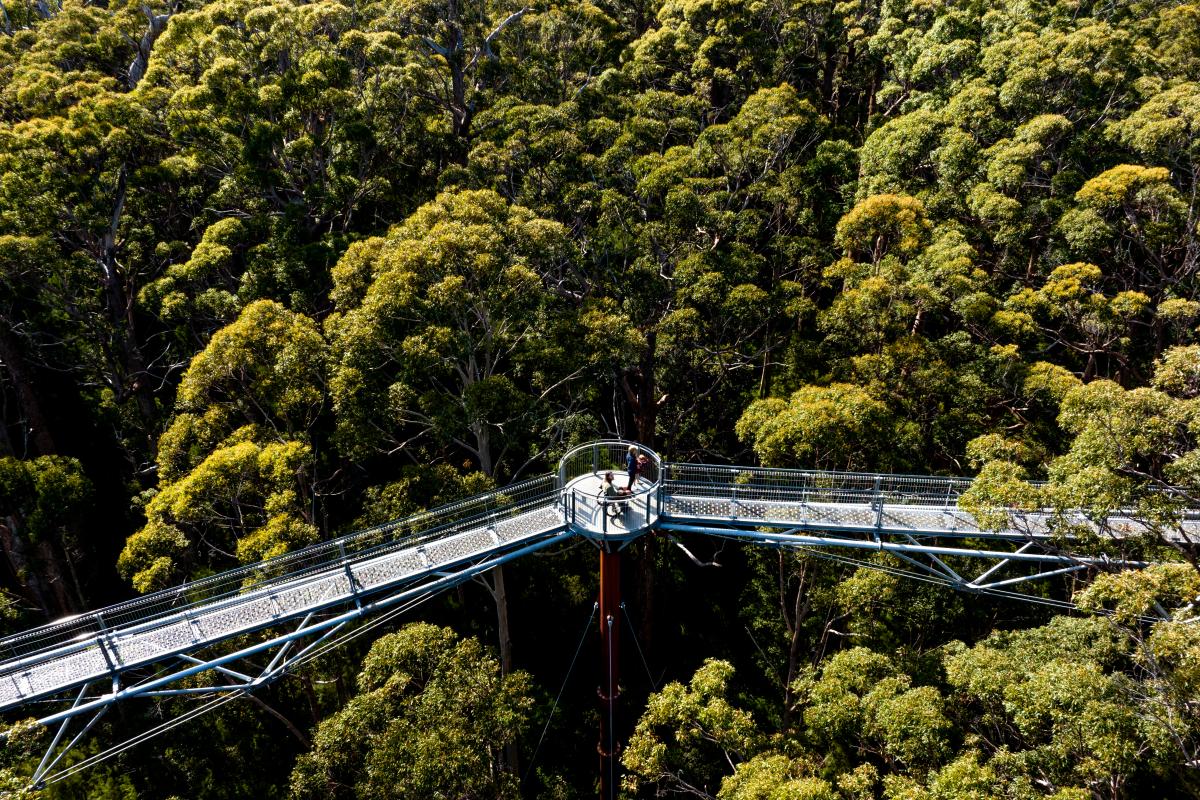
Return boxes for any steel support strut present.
[28,682,112,788]
[658,523,1148,568]
[598,544,621,800]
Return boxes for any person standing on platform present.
[626,444,639,490]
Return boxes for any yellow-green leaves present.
[139,217,246,327]
[116,519,190,594]
[1022,361,1082,405]
[120,300,326,591]
[327,188,597,474]
[1152,345,1200,398]
[996,263,1149,371]
[939,616,1156,795]
[718,754,836,800]
[291,622,532,800]
[121,436,318,590]
[796,647,952,770]
[623,659,761,797]
[1076,563,1200,622]
[836,194,931,263]
[177,299,325,426]
[1109,83,1200,160]
[959,460,1042,531]
[1062,164,1188,258]
[736,383,898,471]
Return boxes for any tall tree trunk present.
[491,564,513,675]
[0,325,58,457]
[781,555,812,729]
[127,5,171,89]
[99,163,157,431]
[0,515,50,616]
[474,436,518,775]
[474,424,493,477]
[621,330,658,445]
[480,565,520,777]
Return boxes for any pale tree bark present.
[127,4,172,89]
[416,4,529,142]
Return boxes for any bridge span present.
[2,441,1196,785]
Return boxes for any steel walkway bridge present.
[2,441,1197,786]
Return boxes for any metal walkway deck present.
[0,473,567,717]
[3,445,1198,728]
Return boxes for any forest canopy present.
[2,0,1200,795]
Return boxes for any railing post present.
[94,614,119,674]
[338,541,361,606]
[873,475,883,543]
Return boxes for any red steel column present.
[598,545,621,799]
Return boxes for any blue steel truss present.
[3,441,1198,787]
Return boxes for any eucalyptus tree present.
[290,623,534,800]
[327,187,619,479]
[118,300,327,591]
[327,187,625,675]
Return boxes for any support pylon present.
[598,545,621,799]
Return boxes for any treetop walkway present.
[3,441,1196,787]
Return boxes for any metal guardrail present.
[5,453,1200,716]
[0,474,558,665]
[559,441,663,536]
[666,463,985,507]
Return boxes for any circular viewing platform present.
[558,441,663,542]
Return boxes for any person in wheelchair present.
[600,471,628,519]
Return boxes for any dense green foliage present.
[2,0,1200,795]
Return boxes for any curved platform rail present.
[559,441,663,539]
[0,474,565,714]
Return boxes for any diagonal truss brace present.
[659,523,1147,594]
[28,683,111,788]
[27,529,572,730]
[135,612,348,699]
[884,536,1095,591]
[23,610,344,788]
[18,529,575,787]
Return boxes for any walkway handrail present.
[0,473,559,664]
[558,440,663,490]
[8,446,1200,727]
[664,463,987,508]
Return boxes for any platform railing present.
[559,441,663,535]
[664,463,987,508]
[0,473,560,665]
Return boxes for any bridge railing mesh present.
[0,474,559,664]
[664,464,977,507]
[558,441,661,488]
